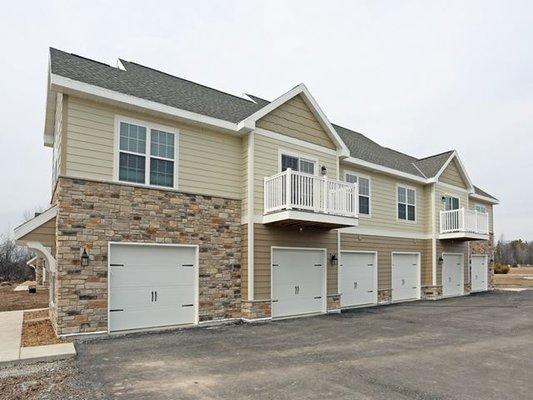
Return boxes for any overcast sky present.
[0,1,531,240]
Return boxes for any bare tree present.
[0,234,33,282]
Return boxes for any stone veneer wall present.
[470,234,495,289]
[54,177,242,335]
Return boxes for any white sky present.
[0,0,531,240]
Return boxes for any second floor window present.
[475,204,487,214]
[118,121,176,188]
[345,173,370,215]
[444,195,460,211]
[281,154,316,175]
[397,185,416,222]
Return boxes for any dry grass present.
[494,269,533,288]
[0,283,49,312]
[21,310,62,347]
[509,266,533,275]
[24,309,49,322]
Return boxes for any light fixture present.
[438,256,444,265]
[441,196,446,203]
[81,248,90,267]
[331,254,338,266]
[321,165,327,176]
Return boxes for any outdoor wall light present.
[438,256,444,265]
[81,248,90,267]
[321,165,327,176]
[441,196,446,203]
[331,254,338,266]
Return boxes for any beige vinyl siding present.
[64,97,242,199]
[469,199,494,233]
[341,234,432,289]
[254,133,337,214]
[439,159,468,189]
[339,165,430,234]
[253,224,338,300]
[436,240,469,288]
[435,183,469,233]
[19,218,56,252]
[257,95,336,150]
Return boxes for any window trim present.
[443,195,460,211]
[396,184,417,224]
[344,170,372,217]
[474,203,487,214]
[114,116,179,190]
[278,149,319,176]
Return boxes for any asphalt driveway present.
[76,290,533,399]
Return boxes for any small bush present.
[494,263,510,274]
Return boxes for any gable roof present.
[413,151,455,178]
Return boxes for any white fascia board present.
[43,63,56,148]
[469,193,499,205]
[14,206,58,240]
[49,74,242,134]
[239,83,350,156]
[342,157,428,184]
[429,151,475,191]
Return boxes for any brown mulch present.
[0,283,49,312]
[23,309,49,322]
[21,315,63,347]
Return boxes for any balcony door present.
[444,196,460,211]
[280,153,317,210]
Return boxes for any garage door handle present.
[314,296,322,299]
[367,290,374,293]
[272,300,279,303]
[110,263,124,267]
[314,264,322,267]
[110,309,124,312]
[272,264,279,267]
[412,287,417,289]
[151,291,154,302]
[181,264,194,268]
[182,304,194,307]
[155,291,158,302]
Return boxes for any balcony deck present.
[439,208,489,240]
[263,169,359,229]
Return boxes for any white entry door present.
[340,252,377,308]
[471,255,488,292]
[271,248,326,318]
[109,243,198,332]
[442,254,464,297]
[392,253,420,302]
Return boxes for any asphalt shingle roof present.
[49,48,497,200]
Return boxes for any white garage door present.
[392,253,420,302]
[272,248,326,318]
[340,251,377,308]
[471,255,488,292]
[109,243,198,332]
[442,253,464,297]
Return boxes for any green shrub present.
[494,263,510,274]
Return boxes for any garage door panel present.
[109,244,197,332]
[340,252,377,308]
[442,254,463,297]
[392,253,420,302]
[471,255,488,292]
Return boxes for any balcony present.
[263,169,359,229]
[439,208,489,240]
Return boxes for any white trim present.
[262,210,358,227]
[441,252,465,297]
[396,184,417,224]
[14,206,58,240]
[470,193,499,204]
[26,256,38,268]
[429,151,474,192]
[391,252,422,302]
[247,132,255,301]
[239,84,350,156]
[50,74,241,135]
[338,250,378,308]
[255,128,338,156]
[107,242,200,334]
[430,183,437,286]
[339,226,430,240]
[113,115,179,190]
[278,148,319,175]
[24,242,56,273]
[439,232,488,240]
[344,170,372,217]
[343,157,427,184]
[270,246,328,317]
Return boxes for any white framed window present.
[397,185,416,222]
[444,195,460,211]
[279,151,318,175]
[345,172,371,215]
[475,204,487,214]
[115,118,178,189]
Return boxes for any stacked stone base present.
[378,289,392,304]
[422,285,442,300]
[242,300,271,320]
[327,294,341,312]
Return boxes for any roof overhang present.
[427,151,475,193]
[470,193,499,205]
[342,156,428,184]
[14,206,58,241]
[238,84,350,157]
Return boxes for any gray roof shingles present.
[49,48,497,200]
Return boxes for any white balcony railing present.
[264,169,358,218]
[440,208,489,235]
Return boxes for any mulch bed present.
[0,283,49,312]
[22,310,63,347]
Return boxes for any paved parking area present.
[76,290,533,399]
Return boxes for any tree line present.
[494,237,533,266]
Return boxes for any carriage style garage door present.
[391,253,421,302]
[442,253,464,297]
[471,255,488,292]
[271,248,326,318]
[339,251,377,308]
[109,243,198,332]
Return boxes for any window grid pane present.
[150,158,174,187]
[398,186,406,203]
[407,205,416,221]
[398,203,406,220]
[359,177,369,196]
[281,154,299,171]
[120,122,146,154]
[299,159,315,175]
[346,174,357,184]
[151,129,175,159]
[407,188,415,205]
[119,153,145,184]
[359,196,370,215]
